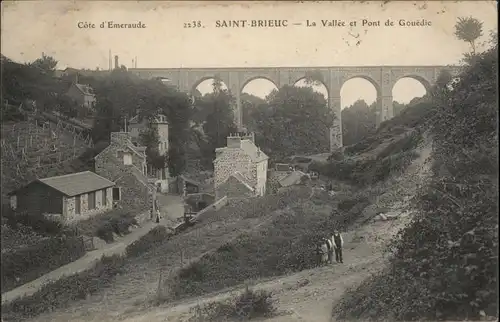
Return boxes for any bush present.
[1,254,125,322]
[313,148,419,187]
[2,206,65,236]
[1,236,86,293]
[77,209,138,243]
[187,287,276,322]
[126,226,171,257]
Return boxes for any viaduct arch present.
[129,65,461,152]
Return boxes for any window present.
[88,191,96,210]
[123,152,132,165]
[103,189,107,206]
[112,187,121,201]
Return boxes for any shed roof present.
[279,170,308,187]
[74,84,94,96]
[9,171,115,197]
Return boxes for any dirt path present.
[1,196,184,306]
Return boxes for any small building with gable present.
[94,132,154,211]
[65,83,96,110]
[128,113,170,192]
[214,132,269,200]
[8,171,115,222]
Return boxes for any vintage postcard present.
[1,1,498,322]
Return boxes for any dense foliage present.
[80,68,193,176]
[248,85,334,161]
[341,99,377,146]
[192,78,238,169]
[188,287,276,322]
[333,26,498,321]
[1,236,86,293]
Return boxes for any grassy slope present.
[161,99,436,304]
[1,120,90,199]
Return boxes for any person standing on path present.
[332,230,344,263]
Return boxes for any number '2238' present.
[184,21,202,28]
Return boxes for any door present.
[102,189,107,206]
[75,195,81,215]
[88,192,96,210]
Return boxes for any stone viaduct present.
[129,65,460,152]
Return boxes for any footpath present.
[1,195,184,306]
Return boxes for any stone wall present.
[216,176,255,200]
[214,149,256,188]
[63,187,114,223]
[81,193,89,213]
[95,143,150,211]
[64,196,76,217]
[255,159,268,196]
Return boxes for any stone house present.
[65,83,96,110]
[128,113,170,192]
[94,132,154,211]
[214,132,269,200]
[7,171,115,222]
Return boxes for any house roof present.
[226,172,254,192]
[275,163,292,172]
[179,175,204,187]
[216,139,268,163]
[279,170,308,187]
[74,83,94,96]
[9,171,115,197]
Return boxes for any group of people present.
[317,230,344,266]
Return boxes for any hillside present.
[19,107,436,322]
[0,118,91,200]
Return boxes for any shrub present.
[77,209,138,243]
[1,254,125,322]
[126,226,171,257]
[187,287,276,322]
[1,236,86,293]
[2,206,64,236]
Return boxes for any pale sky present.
[2,1,497,108]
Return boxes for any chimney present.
[114,55,119,69]
[227,133,242,148]
[110,132,131,146]
[239,132,255,143]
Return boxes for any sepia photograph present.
[0,1,498,321]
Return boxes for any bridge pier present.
[329,96,343,153]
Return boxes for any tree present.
[30,53,58,75]
[194,77,238,167]
[139,122,167,170]
[454,16,483,55]
[241,92,268,130]
[341,99,377,146]
[251,85,334,161]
